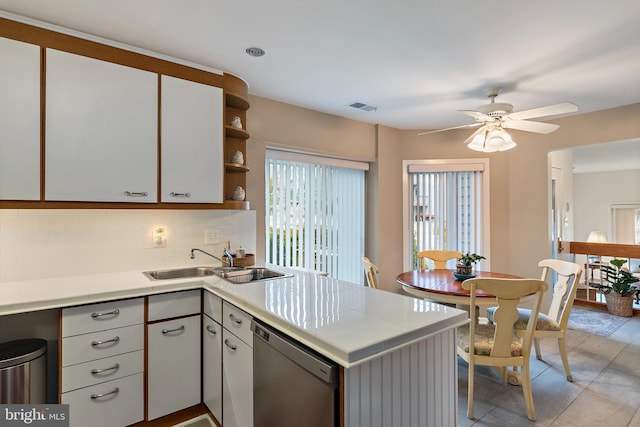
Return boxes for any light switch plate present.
[205,229,220,245]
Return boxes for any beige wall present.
[246,96,640,293]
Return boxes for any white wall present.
[573,168,640,242]
[0,209,256,282]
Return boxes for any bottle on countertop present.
[236,244,246,258]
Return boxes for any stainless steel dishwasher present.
[252,319,339,427]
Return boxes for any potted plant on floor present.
[593,258,639,317]
[456,253,486,275]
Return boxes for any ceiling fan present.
[419,87,579,152]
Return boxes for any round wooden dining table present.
[396,269,524,306]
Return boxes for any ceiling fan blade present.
[458,110,494,122]
[507,102,578,120]
[417,122,482,136]
[502,120,560,134]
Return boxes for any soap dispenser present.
[236,244,246,258]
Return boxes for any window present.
[402,159,490,270]
[612,205,640,245]
[265,150,367,283]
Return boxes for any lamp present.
[466,126,517,152]
[587,231,607,243]
[586,230,607,264]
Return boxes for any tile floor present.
[458,311,640,426]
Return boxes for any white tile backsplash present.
[0,209,256,282]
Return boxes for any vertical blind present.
[408,166,484,269]
[266,152,366,283]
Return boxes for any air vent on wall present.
[349,102,377,112]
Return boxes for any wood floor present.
[458,311,640,426]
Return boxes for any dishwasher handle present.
[252,319,338,387]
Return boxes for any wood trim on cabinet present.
[0,17,224,88]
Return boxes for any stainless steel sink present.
[217,268,288,284]
[143,266,218,281]
[143,266,288,283]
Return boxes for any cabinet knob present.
[169,192,191,197]
[206,325,217,335]
[224,339,237,351]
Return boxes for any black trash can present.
[0,338,47,403]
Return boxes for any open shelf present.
[225,163,250,173]
[225,125,250,140]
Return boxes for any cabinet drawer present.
[61,350,144,393]
[61,373,144,427]
[62,298,144,337]
[223,301,253,346]
[203,291,222,323]
[62,324,144,367]
[148,289,201,322]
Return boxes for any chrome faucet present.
[190,248,233,267]
[222,248,234,267]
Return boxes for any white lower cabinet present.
[202,314,222,424]
[222,301,253,427]
[61,373,144,427]
[60,298,144,427]
[147,314,201,420]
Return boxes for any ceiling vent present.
[349,102,377,112]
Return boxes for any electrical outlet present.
[205,229,220,245]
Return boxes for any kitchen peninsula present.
[0,266,467,427]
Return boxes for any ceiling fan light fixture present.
[466,127,516,152]
[467,131,487,151]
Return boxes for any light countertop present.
[0,265,468,367]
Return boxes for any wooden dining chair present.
[486,259,582,381]
[362,256,379,289]
[457,277,547,421]
[416,250,462,270]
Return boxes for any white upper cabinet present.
[161,75,223,203]
[0,37,41,200]
[45,49,158,202]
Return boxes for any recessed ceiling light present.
[245,47,265,57]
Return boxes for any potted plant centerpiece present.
[593,258,639,317]
[456,253,486,276]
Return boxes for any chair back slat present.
[464,278,548,358]
[417,250,463,270]
[362,256,379,289]
[538,259,582,326]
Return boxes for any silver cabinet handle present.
[206,325,217,335]
[224,339,237,351]
[91,363,120,375]
[228,313,242,325]
[162,325,185,335]
[91,336,120,347]
[169,192,191,197]
[91,309,120,319]
[124,191,148,197]
[91,387,119,400]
